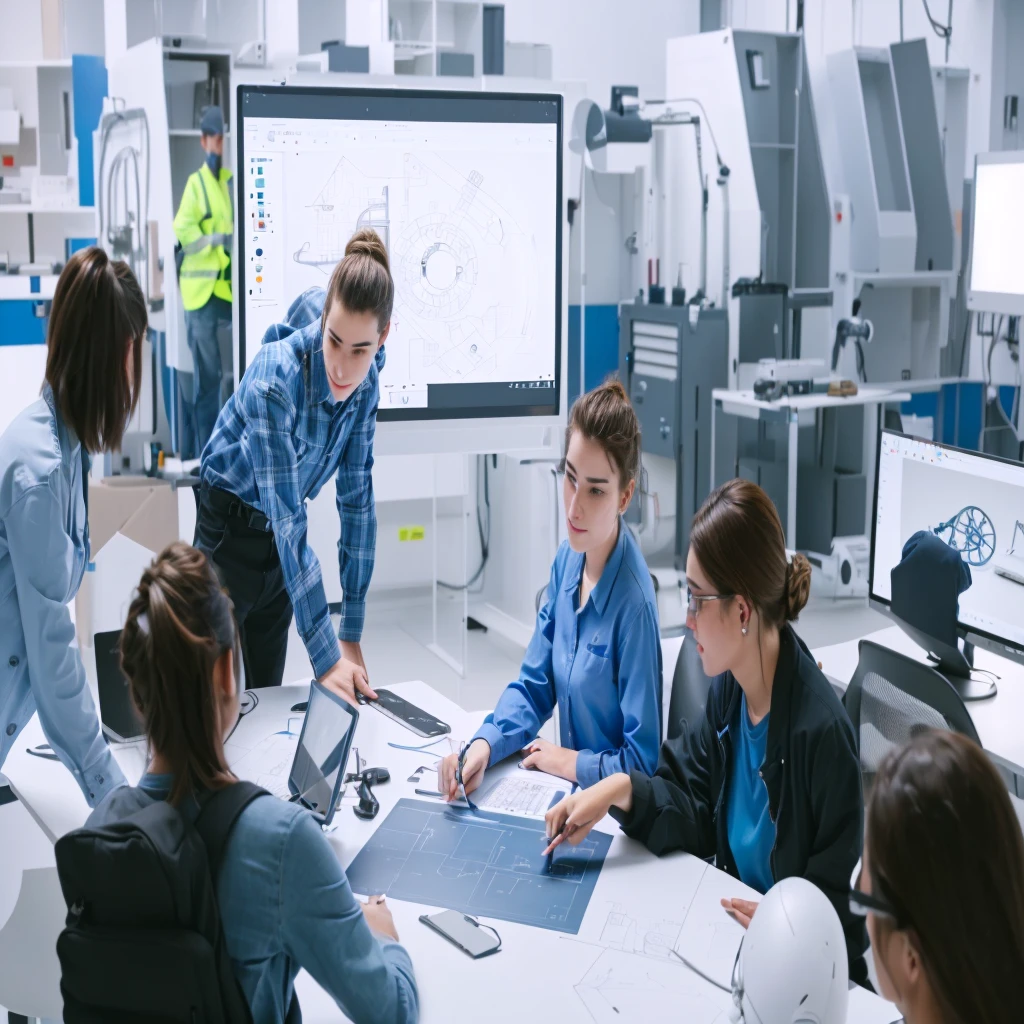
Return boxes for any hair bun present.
[345,228,390,272]
[784,553,812,621]
[597,376,630,405]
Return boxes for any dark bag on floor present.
[54,780,266,1023]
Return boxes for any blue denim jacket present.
[0,386,125,805]
[90,774,419,1024]
[201,287,383,677]
[473,521,662,788]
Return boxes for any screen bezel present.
[235,83,563,423]
[966,150,1024,317]
[868,428,1024,661]
[288,678,359,825]
[93,628,145,743]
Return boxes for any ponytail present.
[120,542,239,805]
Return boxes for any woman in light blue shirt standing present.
[0,248,146,806]
[90,543,418,1024]
[439,379,662,797]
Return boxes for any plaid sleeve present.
[335,384,378,643]
[261,287,326,345]
[245,374,339,678]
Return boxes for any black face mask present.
[205,152,222,176]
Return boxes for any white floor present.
[0,582,884,1020]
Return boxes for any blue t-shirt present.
[726,694,776,893]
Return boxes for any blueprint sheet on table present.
[345,799,612,934]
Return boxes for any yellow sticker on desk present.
[399,526,426,542]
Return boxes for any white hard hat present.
[730,877,849,1024]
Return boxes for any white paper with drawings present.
[475,771,569,818]
[227,732,299,798]
[561,851,744,1023]
[672,863,758,989]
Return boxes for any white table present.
[813,624,1024,788]
[710,387,911,546]
[3,681,900,1024]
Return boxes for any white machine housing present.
[732,876,850,1024]
[826,48,917,274]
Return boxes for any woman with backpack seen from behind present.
[88,542,418,1024]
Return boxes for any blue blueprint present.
[345,799,612,934]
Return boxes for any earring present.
[741,624,748,636]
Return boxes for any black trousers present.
[194,484,293,689]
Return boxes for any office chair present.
[843,640,980,796]
[661,625,714,742]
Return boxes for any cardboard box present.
[76,477,182,650]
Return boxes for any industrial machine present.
[618,301,728,567]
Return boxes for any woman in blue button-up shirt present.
[0,248,147,806]
[439,380,662,796]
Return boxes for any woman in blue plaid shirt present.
[195,229,391,701]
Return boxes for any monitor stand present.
[894,620,997,701]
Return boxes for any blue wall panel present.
[0,301,48,345]
[568,304,620,405]
[72,55,108,208]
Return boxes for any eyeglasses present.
[848,856,901,924]
[685,586,735,618]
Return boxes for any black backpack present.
[54,780,267,1023]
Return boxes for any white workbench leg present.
[786,411,798,547]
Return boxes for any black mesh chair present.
[844,639,980,796]
[661,625,714,742]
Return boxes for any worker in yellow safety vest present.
[173,104,233,456]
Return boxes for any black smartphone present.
[368,689,450,738]
[419,910,501,959]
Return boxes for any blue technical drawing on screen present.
[345,799,612,934]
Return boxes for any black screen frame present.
[235,83,563,422]
[288,678,359,825]
[868,427,1024,663]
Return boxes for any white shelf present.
[0,59,72,69]
[0,204,94,215]
[851,270,956,288]
[394,42,437,61]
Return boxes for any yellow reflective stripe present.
[180,269,219,279]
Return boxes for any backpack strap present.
[194,781,268,880]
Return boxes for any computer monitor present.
[93,629,144,743]
[967,151,1024,316]
[235,84,564,455]
[869,429,1024,681]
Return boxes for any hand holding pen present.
[437,738,489,802]
[542,773,633,855]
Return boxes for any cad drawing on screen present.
[931,505,996,567]
[238,86,562,452]
[993,519,1024,586]
[284,146,538,393]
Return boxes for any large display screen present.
[237,86,562,422]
